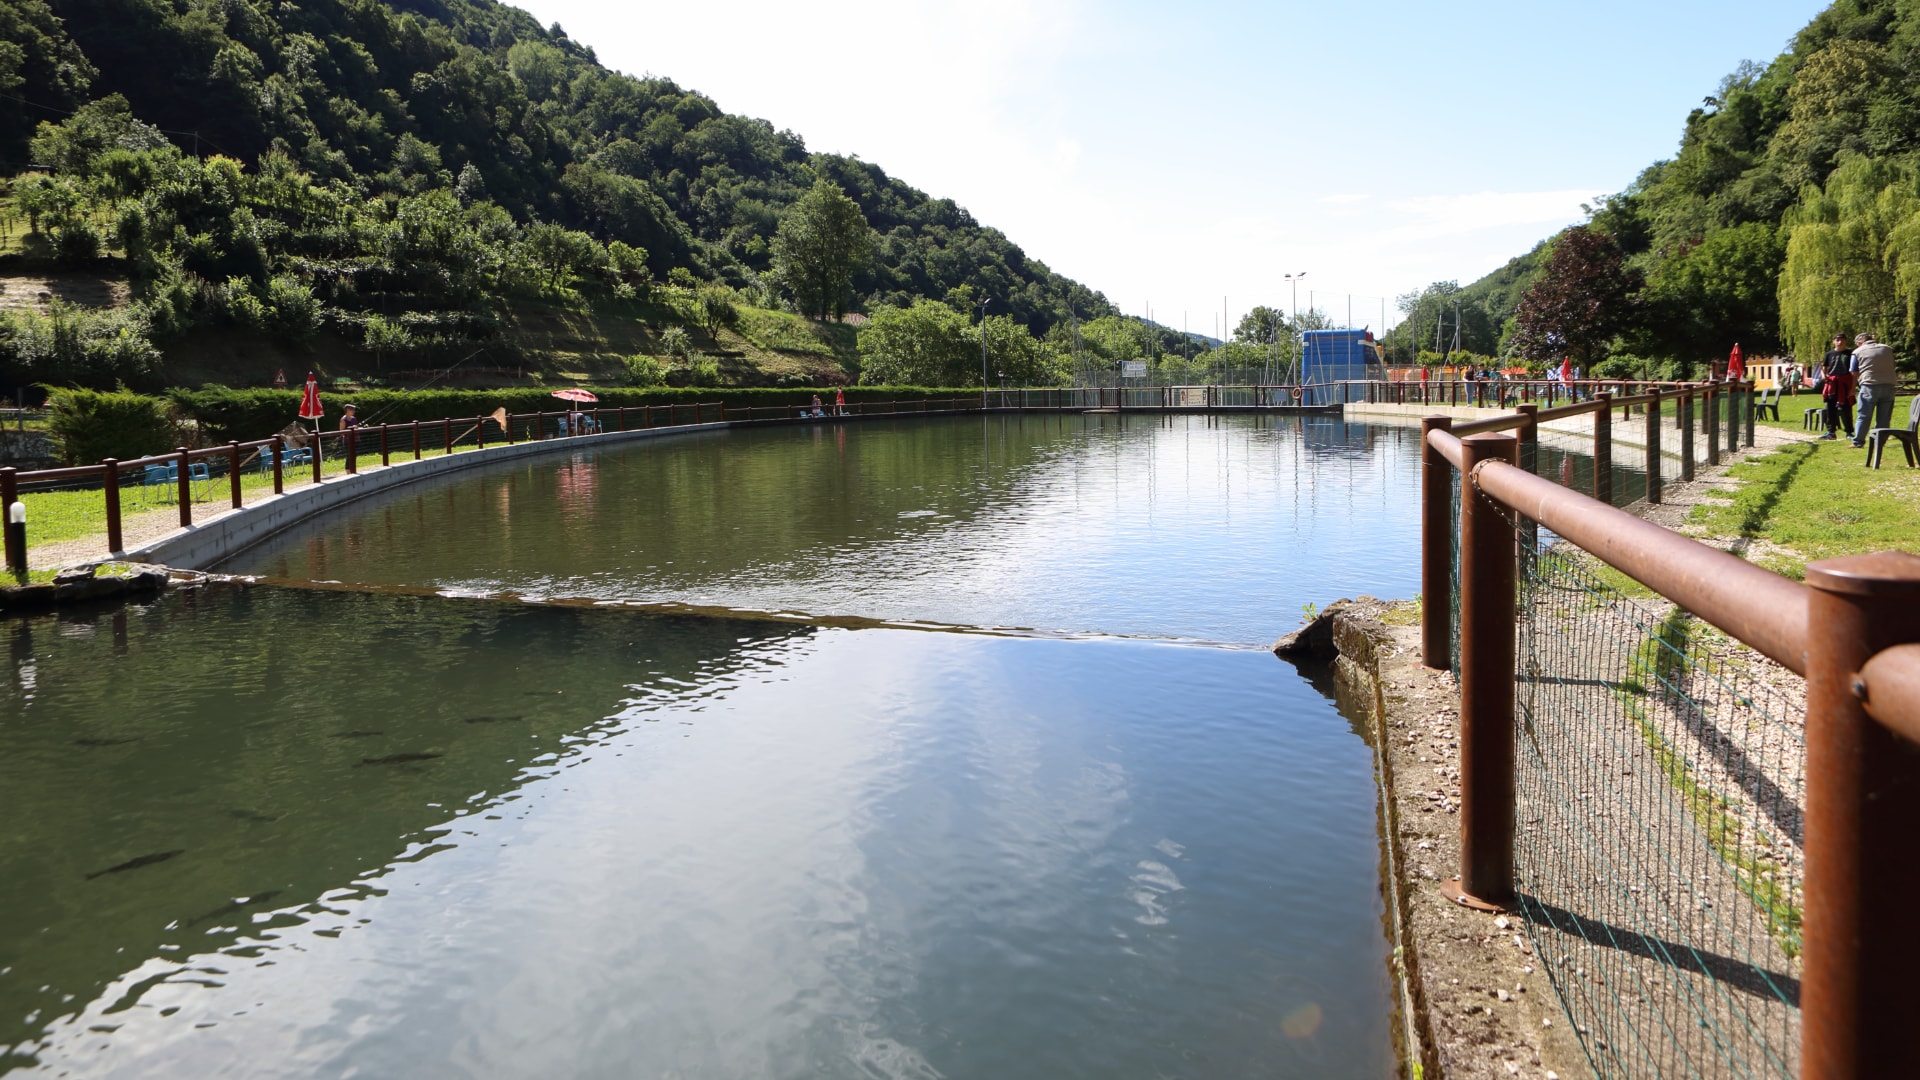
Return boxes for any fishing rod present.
[353,346,493,427]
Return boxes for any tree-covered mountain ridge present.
[0,0,1131,390]
[1390,0,1920,378]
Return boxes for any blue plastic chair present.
[143,464,170,486]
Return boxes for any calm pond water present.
[4,414,1438,1077]
[228,414,1425,646]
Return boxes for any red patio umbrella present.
[1727,343,1745,381]
[550,388,597,435]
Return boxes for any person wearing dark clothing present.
[1820,336,1854,440]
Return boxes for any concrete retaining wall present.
[123,421,729,570]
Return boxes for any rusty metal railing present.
[1420,397,1920,1077]
[0,403,727,571]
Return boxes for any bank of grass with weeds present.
[1692,390,1920,577]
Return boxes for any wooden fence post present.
[228,441,242,508]
[272,436,285,494]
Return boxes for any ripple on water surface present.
[2,589,1394,1077]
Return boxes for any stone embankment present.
[0,562,177,610]
[1281,421,1810,1080]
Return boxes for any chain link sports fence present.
[1443,472,1805,1076]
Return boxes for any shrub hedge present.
[44,387,179,464]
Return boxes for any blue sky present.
[519,0,1825,335]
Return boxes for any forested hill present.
[1389,0,1920,377]
[0,0,1118,389]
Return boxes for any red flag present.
[298,373,324,420]
[1559,357,1573,383]
[1727,343,1745,380]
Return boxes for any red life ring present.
[1291,387,1303,402]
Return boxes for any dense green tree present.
[1510,227,1642,367]
[977,314,1064,386]
[857,299,973,385]
[695,284,739,338]
[1638,221,1785,364]
[772,180,871,320]
[0,0,93,165]
[1233,306,1288,344]
[857,299,1062,386]
[523,222,604,290]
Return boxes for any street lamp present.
[1284,272,1306,383]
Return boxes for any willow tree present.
[1777,154,1916,362]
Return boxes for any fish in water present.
[357,752,442,766]
[186,890,283,927]
[331,730,384,739]
[73,736,139,747]
[462,715,525,725]
[86,850,184,880]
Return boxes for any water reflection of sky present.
[10,417,1435,1076]
[7,594,1393,1077]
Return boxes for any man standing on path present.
[1850,332,1899,446]
[1820,334,1855,440]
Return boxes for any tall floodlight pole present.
[977,297,990,401]
[1285,273,1306,384]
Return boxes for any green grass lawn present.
[1693,390,1920,578]
[21,443,474,550]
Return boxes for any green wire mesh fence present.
[1499,530,1804,1078]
